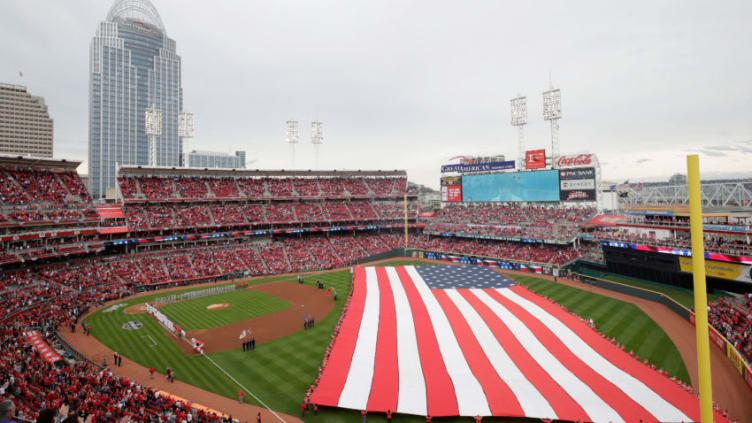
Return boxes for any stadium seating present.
[409,233,589,265]
[708,295,752,363]
[590,229,752,257]
[421,203,596,242]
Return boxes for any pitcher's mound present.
[207,303,230,310]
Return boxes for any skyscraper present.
[0,83,54,157]
[89,0,182,198]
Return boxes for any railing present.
[582,235,752,257]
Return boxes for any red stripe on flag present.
[396,266,458,416]
[310,267,369,407]
[458,289,587,422]
[432,289,524,417]
[366,267,399,413]
[486,289,654,423]
[508,286,706,422]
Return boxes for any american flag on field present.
[310,265,726,423]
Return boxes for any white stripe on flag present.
[499,289,691,423]
[386,267,427,416]
[473,289,623,423]
[407,266,491,416]
[338,266,380,410]
[445,289,557,419]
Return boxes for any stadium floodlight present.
[510,95,527,170]
[510,96,528,126]
[311,121,323,170]
[145,105,162,166]
[542,87,562,167]
[286,120,299,144]
[178,112,194,167]
[286,120,299,168]
[178,112,194,138]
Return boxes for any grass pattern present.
[160,290,289,331]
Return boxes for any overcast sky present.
[2,0,751,188]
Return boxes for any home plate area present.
[309,265,726,422]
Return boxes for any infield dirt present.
[179,281,334,354]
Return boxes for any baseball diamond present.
[65,258,717,423]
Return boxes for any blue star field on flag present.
[414,265,516,290]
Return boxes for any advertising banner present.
[463,170,560,202]
[440,176,462,186]
[727,342,745,375]
[559,167,596,201]
[441,185,463,202]
[525,149,546,169]
[678,256,752,283]
[441,161,515,174]
[556,153,595,168]
[25,331,63,364]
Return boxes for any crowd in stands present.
[589,229,752,257]
[118,175,407,201]
[708,295,752,363]
[0,288,239,422]
[123,200,412,230]
[0,233,405,302]
[410,234,591,265]
[0,167,97,228]
[421,204,595,242]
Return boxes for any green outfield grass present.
[160,289,289,331]
[85,260,690,423]
[595,272,729,309]
[508,273,691,384]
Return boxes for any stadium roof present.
[0,154,81,170]
[118,166,407,178]
[106,0,165,33]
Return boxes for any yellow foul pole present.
[687,154,713,423]
[403,194,408,250]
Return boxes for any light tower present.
[178,112,194,167]
[145,105,162,166]
[311,121,323,170]
[510,95,527,170]
[286,120,299,168]
[542,85,562,168]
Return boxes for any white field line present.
[202,353,287,423]
[143,335,158,347]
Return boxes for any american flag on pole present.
[310,266,725,422]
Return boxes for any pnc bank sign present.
[556,154,594,168]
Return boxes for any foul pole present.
[404,193,408,250]
[687,154,713,423]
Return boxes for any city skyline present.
[1,0,751,189]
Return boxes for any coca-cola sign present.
[556,154,593,168]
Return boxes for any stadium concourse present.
[0,156,749,422]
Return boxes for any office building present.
[0,83,53,157]
[89,0,182,198]
[186,150,246,169]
